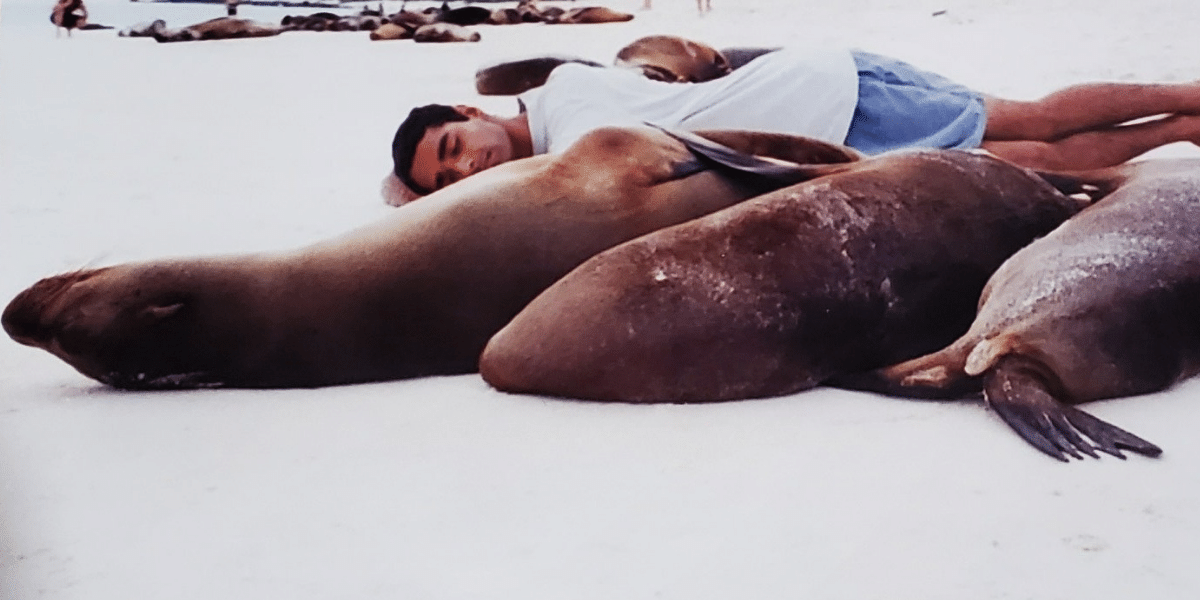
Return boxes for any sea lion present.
[475,56,605,96]
[437,5,493,26]
[615,35,731,83]
[486,7,524,25]
[119,19,166,38]
[328,15,383,32]
[840,159,1200,461]
[474,39,776,96]
[544,6,635,24]
[412,22,480,43]
[153,17,285,43]
[479,149,1096,404]
[281,12,342,32]
[516,0,549,22]
[370,22,413,41]
[387,9,436,30]
[3,129,858,390]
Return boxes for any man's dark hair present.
[391,104,470,196]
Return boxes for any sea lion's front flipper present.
[655,126,857,188]
[692,129,862,167]
[984,355,1162,461]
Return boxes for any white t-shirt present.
[520,47,859,155]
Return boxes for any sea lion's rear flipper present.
[1031,165,1131,204]
[1031,159,1200,204]
[475,56,604,95]
[830,342,979,399]
[984,355,1162,461]
[655,126,859,189]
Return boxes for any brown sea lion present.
[839,159,1200,461]
[413,22,480,43]
[474,39,776,96]
[479,149,1096,404]
[3,129,858,390]
[370,22,414,41]
[153,17,285,43]
[615,35,731,83]
[475,56,605,96]
[545,6,635,24]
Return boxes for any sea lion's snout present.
[2,270,100,347]
[3,290,45,347]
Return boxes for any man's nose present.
[454,152,475,176]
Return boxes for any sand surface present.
[3,1,1200,598]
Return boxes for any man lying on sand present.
[386,46,1200,203]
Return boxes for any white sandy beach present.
[2,0,1200,598]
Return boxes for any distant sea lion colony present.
[103,1,637,43]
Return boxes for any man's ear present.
[381,172,423,206]
[454,105,484,118]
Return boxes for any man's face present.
[409,115,514,193]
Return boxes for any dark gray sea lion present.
[281,13,326,30]
[329,15,383,32]
[153,17,285,43]
[486,7,523,25]
[615,35,731,83]
[516,0,548,22]
[839,159,1200,461]
[412,22,480,43]
[532,5,565,22]
[387,9,436,30]
[3,129,857,390]
[479,149,1095,404]
[475,56,605,95]
[438,5,493,26]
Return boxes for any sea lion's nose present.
[4,282,55,346]
[2,270,96,347]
